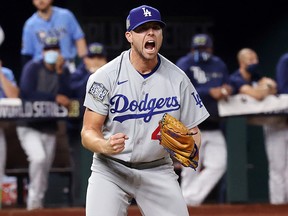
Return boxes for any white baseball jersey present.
[84,50,209,165]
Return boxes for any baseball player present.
[67,42,108,206]
[70,42,108,103]
[229,48,276,100]
[0,25,4,46]
[0,60,19,199]
[16,37,71,210]
[176,34,232,206]
[21,0,87,72]
[230,48,277,100]
[230,48,280,204]
[81,5,209,216]
[0,25,20,200]
[264,51,288,205]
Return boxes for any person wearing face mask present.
[66,42,108,206]
[230,48,277,100]
[0,26,20,208]
[70,42,108,101]
[230,48,280,204]
[21,0,87,73]
[176,33,233,206]
[16,36,72,210]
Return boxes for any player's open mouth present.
[145,40,155,50]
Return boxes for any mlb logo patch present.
[88,82,108,102]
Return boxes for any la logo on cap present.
[142,7,152,17]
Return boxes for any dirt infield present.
[1,204,288,216]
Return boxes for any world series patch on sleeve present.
[88,82,108,102]
[158,113,199,170]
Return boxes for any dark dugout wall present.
[1,0,288,80]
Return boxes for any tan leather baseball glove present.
[158,113,199,170]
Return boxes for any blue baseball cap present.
[126,5,166,32]
[87,42,107,57]
[191,34,213,49]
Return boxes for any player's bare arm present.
[76,38,88,58]
[239,84,271,101]
[190,126,201,149]
[209,84,233,101]
[0,62,19,98]
[55,94,71,108]
[81,108,129,155]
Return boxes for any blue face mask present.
[192,50,211,63]
[44,50,59,64]
[246,63,261,80]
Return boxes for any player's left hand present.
[258,77,277,95]
[210,84,233,100]
[55,55,65,74]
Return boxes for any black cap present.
[191,34,213,49]
[43,36,60,50]
[87,42,107,57]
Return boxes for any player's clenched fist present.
[104,133,129,155]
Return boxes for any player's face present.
[243,52,259,68]
[84,56,107,73]
[126,22,163,61]
[33,0,53,11]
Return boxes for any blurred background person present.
[230,48,280,204]
[230,48,277,100]
[67,42,108,206]
[16,36,71,210]
[0,25,4,46]
[176,33,232,206]
[70,42,108,101]
[21,0,87,73]
[0,25,19,203]
[0,61,19,202]
[262,50,288,205]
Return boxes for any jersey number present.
[151,125,161,140]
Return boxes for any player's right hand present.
[55,55,65,74]
[56,94,71,108]
[104,133,129,155]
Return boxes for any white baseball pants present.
[181,130,227,206]
[0,128,6,189]
[263,124,288,204]
[16,126,56,210]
